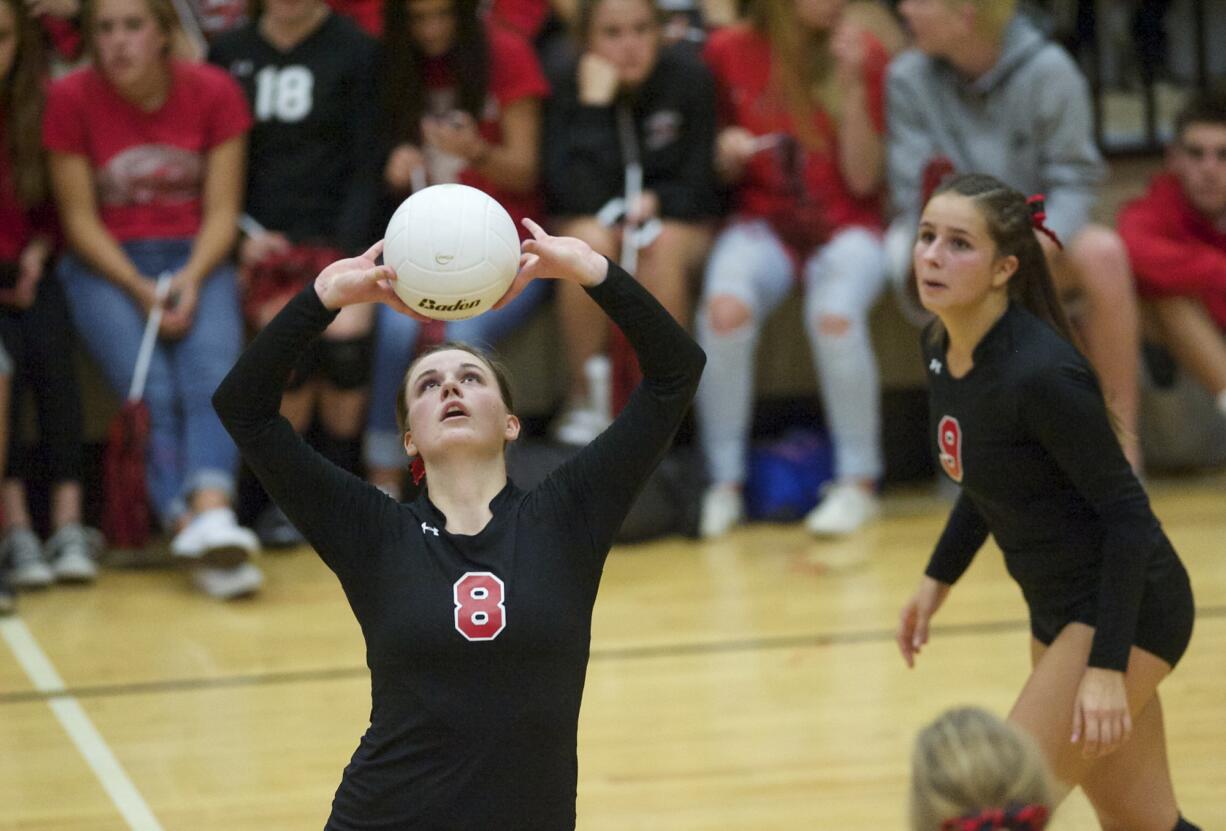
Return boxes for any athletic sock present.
[1172,816,1201,831]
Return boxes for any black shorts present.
[1028,557,1195,668]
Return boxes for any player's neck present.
[424,455,508,536]
[260,4,330,52]
[940,295,1009,377]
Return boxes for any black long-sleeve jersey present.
[542,45,721,221]
[208,15,381,254]
[922,304,1193,672]
[212,262,705,830]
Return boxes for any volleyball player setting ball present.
[212,186,705,828]
[896,173,1199,831]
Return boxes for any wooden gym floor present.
[1,470,1222,830]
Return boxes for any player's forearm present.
[585,259,705,390]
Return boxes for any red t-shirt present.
[1118,173,1226,329]
[43,61,251,242]
[420,26,549,237]
[703,24,886,251]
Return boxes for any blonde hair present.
[747,0,843,151]
[910,707,1053,831]
[943,0,1017,41]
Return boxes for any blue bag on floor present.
[745,428,834,521]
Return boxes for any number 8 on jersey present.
[454,572,507,641]
[937,415,964,483]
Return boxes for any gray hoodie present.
[886,14,1106,242]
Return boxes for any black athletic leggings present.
[0,268,85,484]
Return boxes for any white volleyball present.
[383,184,520,321]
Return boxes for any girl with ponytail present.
[898,174,1201,831]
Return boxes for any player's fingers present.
[912,612,930,652]
[377,285,428,321]
[520,217,547,241]
[1082,711,1101,758]
[362,239,385,262]
[367,265,396,286]
[1070,701,1083,746]
[896,624,914,668]
[492,272,531,310]
[896,609,916,667]
[1121,710,1133,746]
[517,252,541,278]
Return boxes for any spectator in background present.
[886,0,1144,470]
[488,0,553,41]
[696,0,891,540]
[1118,91,1226,425]
[209,0,381,546]
[324,0,381,36]
[365,0,550,500]
[0,0,101,591]
[45,0,261,599]
[543,0,718,444]
[910,706,1053,831]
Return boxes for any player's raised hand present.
[1072,667,1132,759]
[314,240,426,320]
[517,218,609,288]
[897,576,950,668]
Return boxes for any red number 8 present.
[453,572,506,641]
[937,415,963,482]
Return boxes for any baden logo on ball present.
[383,184,519,321]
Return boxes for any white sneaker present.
[4,527,53,589]
[804,482,881,537]
[699,484,743,539]
[191,561,264,600]
[171,508,260,567]
[551,405,611,446]
[45,524,104,583]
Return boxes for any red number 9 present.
[454,572,506,641]
[937,415,963,483]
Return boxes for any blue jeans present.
[59,239,244,526]
[364,279,550,470]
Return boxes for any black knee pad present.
[319,335,373,390]
[1173,817,1201,831]
[287,339,323,391]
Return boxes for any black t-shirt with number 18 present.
[212,261,705,830]
[208,14,381,254]
[921,303,1193,673]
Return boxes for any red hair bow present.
[940,803,1050,831]
[1026,194,1064,251]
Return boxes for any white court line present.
[1,617,164,831]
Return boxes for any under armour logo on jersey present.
[421,522,439,537]
[929,358,943,375]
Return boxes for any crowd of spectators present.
[0,0,1222,607]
